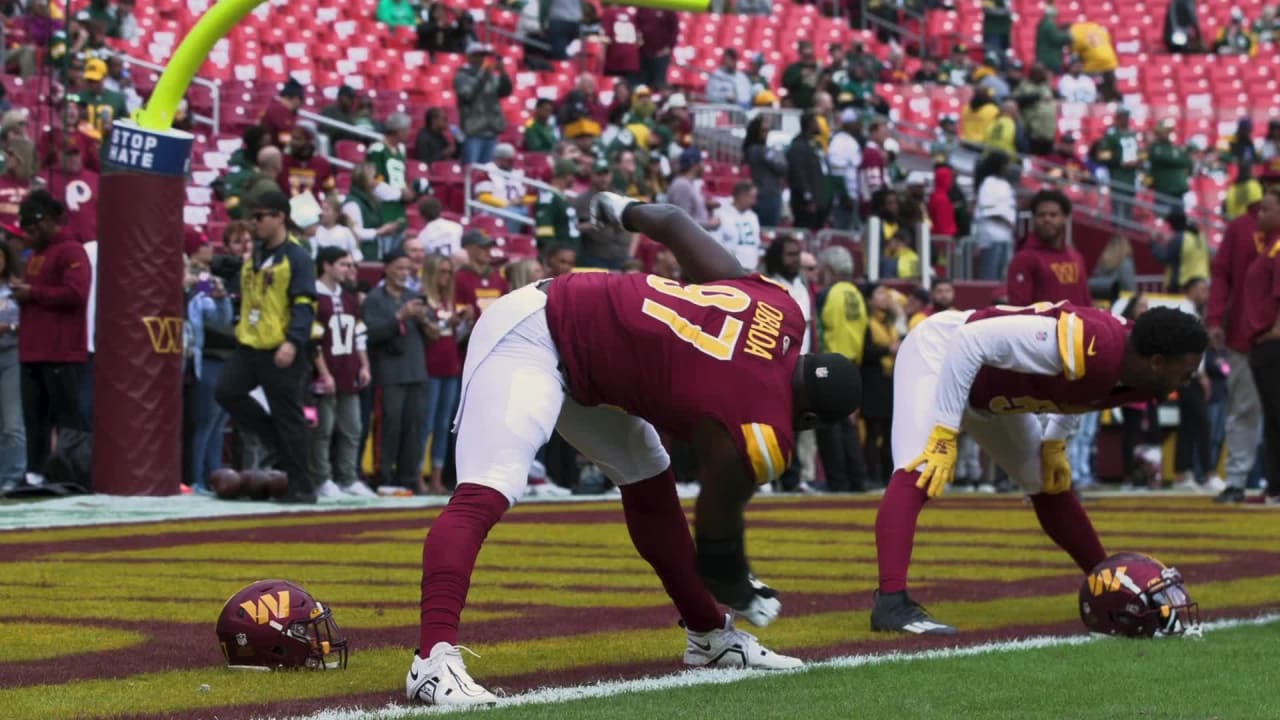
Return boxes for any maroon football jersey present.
[49,168,100,244]
[546,272,804,484]
[455,266,509,319]
[259,101,297,148]
[965,302,1153,415]
[0,175,29,227]
[314,283,366,394]
[280,154,336,199]
[602,6,641,75]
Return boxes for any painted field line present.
[0,491,614,532]
[279,613,1280,720]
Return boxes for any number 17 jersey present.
[545,272,805,485]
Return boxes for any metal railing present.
[858,0,928,57]
[119,54,222,134]
[296,109,384,168]
[462,163,577,229]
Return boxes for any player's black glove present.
[696,534,782,627]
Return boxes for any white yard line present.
[278,613,1280,720]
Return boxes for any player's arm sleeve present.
[736,421,789,486]
[284,245,317,346]
[934,314,1073,429]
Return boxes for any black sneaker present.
[1214,486,1246,504]
[870,590,959,635]
[274,491,318,505]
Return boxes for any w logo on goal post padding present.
[142,316,184,354]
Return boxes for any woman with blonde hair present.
[1087,234,1137,303]
[504,258,545,290]
[419,253,471,494]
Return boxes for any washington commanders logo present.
[1088,566,1128,596]
[142,316,184,354]
[239,590,291,625]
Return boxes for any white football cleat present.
[406,643,498,706]
[684,614,802,670]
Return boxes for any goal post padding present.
[92,121,194,495]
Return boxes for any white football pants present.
[453,284,670,504]
[892,310,1046,494]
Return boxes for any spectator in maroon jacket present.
[9,190,90,483]
[259,77,304,148]
[634,8,677,90]
[1244,189,1280,505]
[1005,189,1090,307]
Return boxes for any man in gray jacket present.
[362,247,430,494]
[453,42,513,165]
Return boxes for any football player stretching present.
[871,301,1207,635]
[406,194,862,704]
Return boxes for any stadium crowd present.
[0,0,1277,506]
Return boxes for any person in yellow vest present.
[215,192,318,503]
[960,86,1000,146]
[1153,208,1211,292]
[816,245,872,491]
[1069,21,1120,101]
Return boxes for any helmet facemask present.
[286,601,349,670]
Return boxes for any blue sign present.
[104,120,194,177]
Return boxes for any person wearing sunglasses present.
[214,192,318,503]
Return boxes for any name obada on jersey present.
[744,301,784,360]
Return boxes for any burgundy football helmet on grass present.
[1079,552,1200,637]
[217,579,348,670]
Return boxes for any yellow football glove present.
[1040,439,1072,495]
[908,425,959,498]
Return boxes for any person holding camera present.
[363,246,431,494]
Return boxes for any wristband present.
[619,201,647,233]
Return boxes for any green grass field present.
[408,619,1280,720]
[2,494,1278,720]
